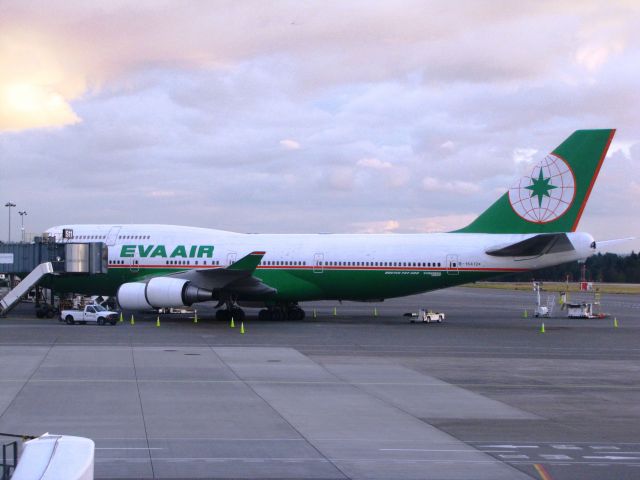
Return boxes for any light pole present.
[4,202,16,242]
[19,211,27,242]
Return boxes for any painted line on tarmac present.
[96,447,164,450]
[379,448,515,453]
[21,378,640,389]
[93,456,640,465]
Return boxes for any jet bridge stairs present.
[0,239,108,316]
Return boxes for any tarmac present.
[1,286,639,479]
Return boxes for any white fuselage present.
[46,224,594,275]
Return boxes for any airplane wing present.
[170,251,277,296]
[485,233,575,258]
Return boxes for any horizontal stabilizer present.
[593,237,635,251]
[486,233,574,257]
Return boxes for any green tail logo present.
[456,129,615,234]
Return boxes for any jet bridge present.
[0,238,108,316]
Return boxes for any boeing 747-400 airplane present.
[43,129,616,321]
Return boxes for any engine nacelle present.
[117,282,151,310]
[117,277,212,310]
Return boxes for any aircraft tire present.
[288,307,305,321]
[231,307,245,322]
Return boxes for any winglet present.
[227,251,265,272]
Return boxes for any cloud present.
[513,148,538,165]
[279,139,301,150]
[356,157,392,169]
[607,140,633,159]
[329,167,355,191]
[0,1,638,253]
[353,220,400,233]
[0,35,85,131]
[422,177,480,195]
[440,140,455,151]
[352,215,478,233]
[146,190,177,198]
[576,41,624,72]
[0,84,80,131]
[407,214,478,233]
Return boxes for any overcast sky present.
[1,0,638,253]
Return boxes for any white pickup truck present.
[406,309,445,323]
[60,304,119,325]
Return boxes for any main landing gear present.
[214,301,306,322]
[258,303,305,321]
[216,306,245,322]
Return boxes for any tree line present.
[495,252,640,283]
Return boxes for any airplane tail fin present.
[456,129,615,234]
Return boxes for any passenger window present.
[87,307,95,313]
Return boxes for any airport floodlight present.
[19,211,27,242]
[4,202,16,242]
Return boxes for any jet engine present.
[117,277,212,310]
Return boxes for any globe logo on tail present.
[508,154,575,223]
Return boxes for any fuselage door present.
[446,254,459,276]
[314,253,324,273]
[129,257,139,273]
[106,226,121,246]
[227,252,237,266]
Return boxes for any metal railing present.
[1,441,17,480]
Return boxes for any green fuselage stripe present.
[41,266,519,302]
